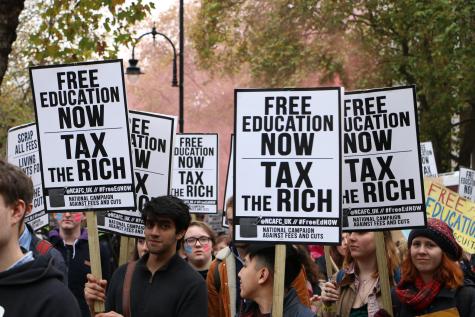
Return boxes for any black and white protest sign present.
[459,167,475,202]
[7,123,48,230]
[343,86,425,231]
[97,110,176,237]
[222,135,234,228]
[420,141,438,177]
[171,134,218,213]
[234,88,342,244]
[30,60,136,212]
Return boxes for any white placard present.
[7,123,49,230]
[459,167,475,201]
[171,133,219,213]
[420,141,438,177]
[342,86,425,230]
[234,88,342,244]
[97,110,176,237]
[30,60,136,212]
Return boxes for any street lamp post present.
[126,25,183,131]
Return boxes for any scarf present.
[395,275,442,311]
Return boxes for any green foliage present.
[190,0,345,87]
[0,0,155,157]
[190,0,475,170]
[0,92,34,159]
[28,0,154,64]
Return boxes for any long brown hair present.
[330,245,345,268]
[400,251,463,289]
[343,231,400,283]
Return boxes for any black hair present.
[246,244,302,289]
[141,195,191,234]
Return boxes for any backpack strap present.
[122,261,137,317]
[35,239,53,256]
[213,259,222,292]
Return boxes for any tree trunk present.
[0,0,25,88]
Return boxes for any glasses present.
[184,236,211,246]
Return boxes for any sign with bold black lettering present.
[7,123,48,230]
[459,167,475,202]
[222,135,234,228]
[234,88,342,244]
[30,60,136,212]
[97,110,176,237]
[171,134,219,213]
[343,86,425,231]
[420,142,438,177]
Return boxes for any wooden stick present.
[323,246,337,313]
[86,212,105,313]
[375,231,393,316]
[118,236,131,266]
[128,237,136,259]
[272,244,286,317]
[324,246,334,278]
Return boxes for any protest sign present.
[30,60,136,212]
[205,213,226,234]
[97,110,176,237]
[425,179,475,254]
[171,133,219,213]
[222,135,234,228]
[343,86,425,231]
[234,88,342,244]
[459,167,475,202]
[438,171,459,192]
[420,141,438,177]
[7,123,48,230]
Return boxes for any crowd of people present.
[1,158,475,317]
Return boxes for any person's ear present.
[25,202,33,215]
[257,267,271,285]
[10,199,27,227]
[176,230,186,241]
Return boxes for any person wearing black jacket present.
[0,255,81,317]
[238,244,314,317]
[49,212,112,317]
[0,159,81,317]
[392,218,475,316]
[84,195,207,317]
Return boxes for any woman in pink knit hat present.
[393,218,475,316]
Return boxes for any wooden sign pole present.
[324,246,334,278]
[128,237,136,259]
[272,244,286,317]
[375,231,393,316]
[119,236,131,266]
[86,212,105,313]
[323,245,337,313]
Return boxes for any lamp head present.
[126,58,143,75]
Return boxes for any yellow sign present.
[424,179,475,254]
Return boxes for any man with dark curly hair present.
[85,195,207,317]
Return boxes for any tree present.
[0,0,155,157]
[0,0,25,87]
[190,0,475,171]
